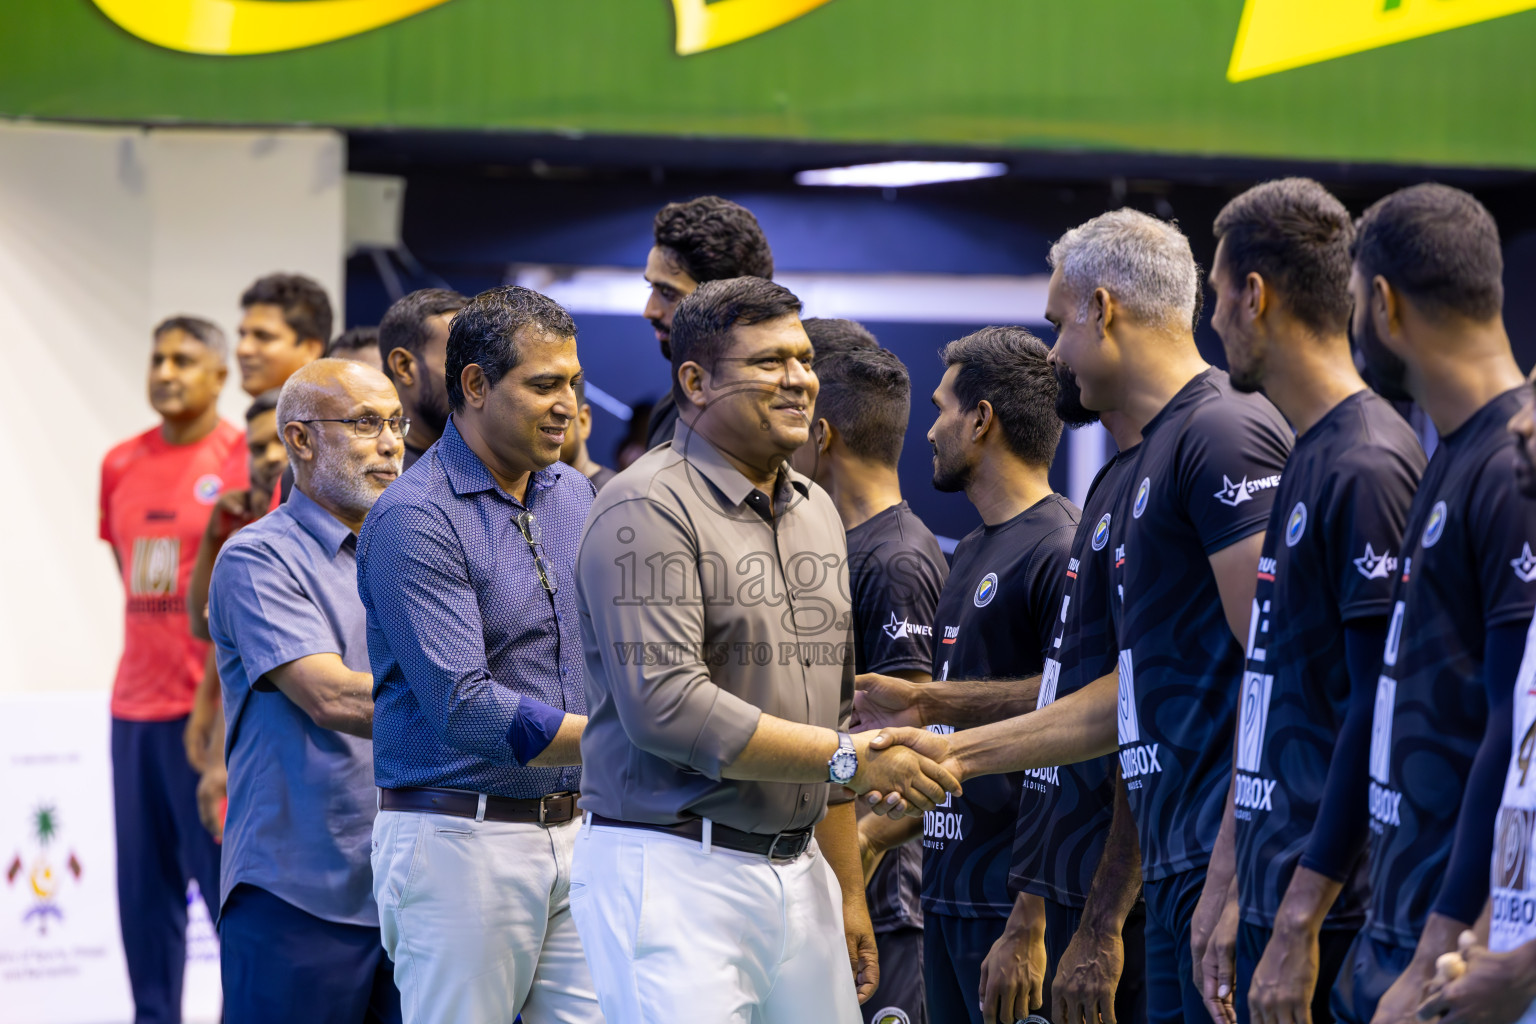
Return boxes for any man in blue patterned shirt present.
[357,286,601,1024]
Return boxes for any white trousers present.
[569,819,864,1024]
[371,809,603,1024]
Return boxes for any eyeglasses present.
[295,415,411,440]
[513,511,558,596]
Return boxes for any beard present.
[310,445,397,520]
[1353,313,1413,403]
[413,380,452,440]
[1053,364,1099,427]
[1227,339,1267,394]
[931,442,972,493]
[650,318,671,361]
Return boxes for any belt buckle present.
[538,791,570,827]
[767,829,806,861]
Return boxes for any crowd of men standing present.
[98,183,1536,1024]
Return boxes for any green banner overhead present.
[2,0,1534,169]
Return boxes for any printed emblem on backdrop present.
[1133,478,1151,519]
[5,803,84,935]
[871,1009,912,1024]
[1354,543,1395,580]
[193,473,223,505]
[1511,543,1536,583]
[973,572,998,608]
[1421,500,1448,548]
[1285,502,1307,547]
[1092,512,1112,551]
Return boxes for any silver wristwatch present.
[827,730,858,785]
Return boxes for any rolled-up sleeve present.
[361,503,564,765]
[577,497,761,779]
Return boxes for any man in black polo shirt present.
[866,210,1294,1024]
[1188,179,1425,1024]
[1328,187,1536,1024]
[791,326,949,1024]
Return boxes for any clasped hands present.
[848,726,961,817]
[849,671,962,817]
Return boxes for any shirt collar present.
[284,486,355,556]
[439,417,561,504]
[670,418,811,512]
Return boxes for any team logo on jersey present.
[1285,502,1307,547]
[1133,478,1151,519]
[1092,513,1112,551]
[1422,501,1448,548]
[882,613,934,640]
[1511,543,1536,583]
[193,474,223,505]
[870,1010,911,1024]
[973,573,998,607]
[1353,544,1397,580]
[1214,473,1283,508]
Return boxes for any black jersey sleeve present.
[853,540,946,676]
[1470,451,1536,628]
[1026,523,1077,657]
[1327,449,1419,622]
[1175,399,1293,556]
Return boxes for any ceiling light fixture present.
[794,161,1008,188]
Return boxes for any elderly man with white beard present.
[207,358,407,1024]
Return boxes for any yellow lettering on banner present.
[89,0,453,56]
[671,0,837,55]
[1228,0,1536,81]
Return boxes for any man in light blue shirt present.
[208,358,407,1024]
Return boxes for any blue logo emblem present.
[1133,478,1150,519]
[193,474,223,505]
[1422,500,1448,548]
[974,572,998,608]
[1092,513,1111,551]
[1285,502,1307,547]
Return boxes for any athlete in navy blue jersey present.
[1328,186,1536,1024]
[855,327,1075,1024]
[791,335,949,1024]
[1191,180,1427,1024]
[872,211,1293,1024]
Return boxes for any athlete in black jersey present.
[855,327,1076,1024]
[1190,180,1426,1024]
[868,211,1293,1024]
[791,329,949,1024]
[1329,188,1536,1024]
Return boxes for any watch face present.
[830,749,858,784]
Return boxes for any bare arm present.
[265,653,375,738]
[817,801,880,1004]
[947,669,1119,782]
[1208,532,1266,644]
[855,671,1041,731]
[526,714,587,767]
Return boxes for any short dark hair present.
[814,348,910,468]
[1213,178,1355,336]
[802,318,879,359]
[1353,183,1503,322]
[326,325,379,358]
[377,288,469,377]
[445,286,578,413]
[245,388,281,422]
[153,315,228,361]
[653,196,775,283]
[669,278,803,403]
[240,273,333,344]
[941,327,1062,467]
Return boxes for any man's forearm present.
[1079,770,1142,937]
[526,714,586,767]
[950,671,1118,780]
[1272,865,1344,936]
[916,676,1042,730]
[724,715,842,782]
[817,801,868,906]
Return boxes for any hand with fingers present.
[847,727,961,815]
[856,727,962,818]
[980,896,1048,1024]
[853,672,925,731]
[1247,918,1324,1024]
[1199,894,1240,1024]
[1414,931,1535,1024]
[1052,922,1126,1024]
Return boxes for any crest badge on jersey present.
[1092,513,1112,551]
[1421,500,1448,548]
[1285,502,1307,547]
[1133,477,1151,519]
[973,572,998,608]
[193,474,223,505]
[870,1010,912,1024]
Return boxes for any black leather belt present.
[380,787,577,826]
[589,813,815,860]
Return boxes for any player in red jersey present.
[99,316,247,1024]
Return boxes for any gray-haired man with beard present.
[208,358,406,1024]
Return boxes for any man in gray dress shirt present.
[207,358,406,1023]
[572,277,961,1023]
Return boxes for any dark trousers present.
[1329,931,1415,1024]
[866,926,927,1024]
[925,913,1008,1024]
[220,884,400,1024]
[1042,897,1149,1024]
[1235,920,1358,1024]
[111,716,222,1024]
[1143,867,1209,1024]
